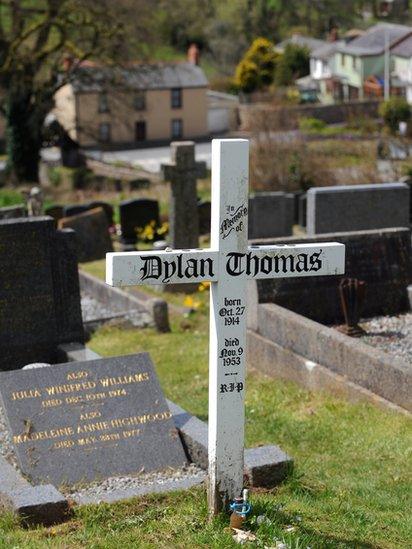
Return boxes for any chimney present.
[62,54,74,72]
[187,43,200,65]
[328,26,339,42]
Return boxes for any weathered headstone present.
[119,198,160,250]
[248,192,294,239]
[0,205,27,220]
[0,354,187,486]
[249,228,412,325]
[106,139,345,514]
[0,217,84,370]
[198,200,211,235]
[58,208,113,263]
[307,183,410,235]
[162,141,207,249]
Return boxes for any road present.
[89,142,212,173]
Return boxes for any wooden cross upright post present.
[106,139,345,515]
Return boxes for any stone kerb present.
[79,270,170,333]
[250,302,411,412]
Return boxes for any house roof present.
[311,41,345,60]
[391,34,412,57]
[336,23,412,56]
[69,63,208,92]
[275,34,326,53]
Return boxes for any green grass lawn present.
[1,281,411,548]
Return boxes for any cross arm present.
[235,242,345,280]
[106,249,219,286]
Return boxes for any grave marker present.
[106,139,345,514]
[162,141,207,249]
[58,207,113,263]
[0,354,187,486]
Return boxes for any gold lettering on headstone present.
[99,372,149,387]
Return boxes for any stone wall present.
[239,100,380,132]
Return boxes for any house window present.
[171,119,183,139]
[341,54,346,67]
[99,122,111,142]
[352,56,356,70]
[171,88,182,109]
[98,92,109,113]
[133,91,146,111]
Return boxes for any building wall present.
[54,84,77,140]
[75,87,208,147]
[334,52,387,89]
[393,55,412,84]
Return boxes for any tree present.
[379,97,411,134]
[0,0,153,183]
[234,37,278,93]
[275,43,310,86]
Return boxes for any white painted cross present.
[106,139,345,515]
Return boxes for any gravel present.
[66,463,205,502]
[359,312,412,363]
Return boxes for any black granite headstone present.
[0,217,84,370]
[58,208,113,262]
[119,199,160,247]
[251,228,412,324]
[63,202,114,227]
[0,354,187,486]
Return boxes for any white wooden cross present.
[106,139,345,515]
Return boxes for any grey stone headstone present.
[119,198,160,247]
[307,183,410,235]
[0,216,84,370]
[162,141,206,249]
[58,208,113,263]
[248,192,294,239]
[0,353,187,486]
[251,228,412,324]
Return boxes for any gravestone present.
[88,201,114,227]
[58,208,113,263]
[248,192,294,239]
[107,139,345,514]
[0,205,27,220]
[307,183,410,235]
[63,202,114,228]
[63,204,90,218]
[249,228,412,325]
[0,354,187,486]
[162,141,207,249]
[119,198,160,250]
[198,200,211,235]
[0,217,84,370]
[298,194,307,228]
[45,205,64,222]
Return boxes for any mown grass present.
[1,283,410,547]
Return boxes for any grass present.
[1,279,411,547]
[0,188,24,208]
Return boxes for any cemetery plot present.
[0,354,187,486]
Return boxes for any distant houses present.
[54,62,209,148]
[304,23,412,103]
